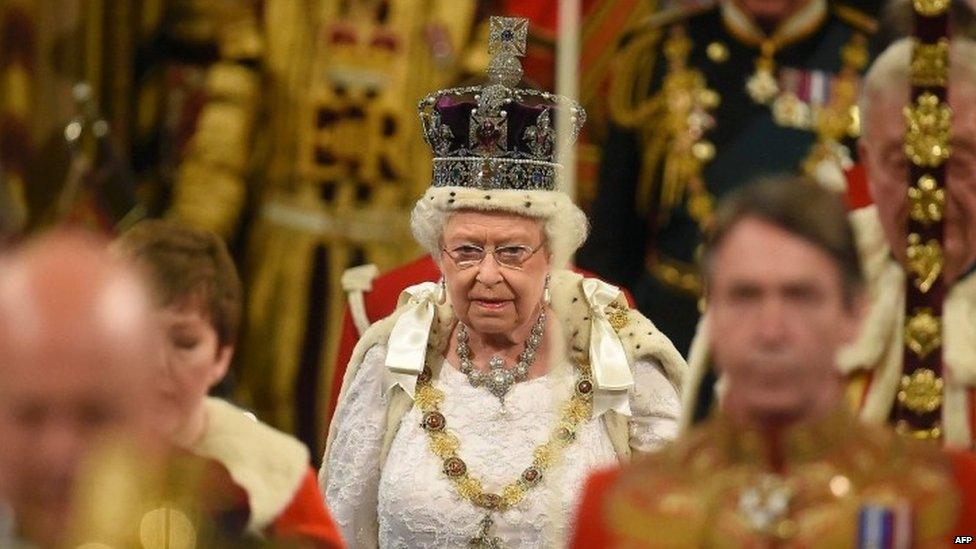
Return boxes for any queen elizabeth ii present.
[320,17,686,548]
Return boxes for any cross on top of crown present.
[488,17,528,57]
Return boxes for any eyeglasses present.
[441,243,544,270]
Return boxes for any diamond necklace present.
[456,310,546,402]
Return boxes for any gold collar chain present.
[414,358,596,547]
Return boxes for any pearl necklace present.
[456,311,546,403]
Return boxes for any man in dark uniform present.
[579,0,878,361]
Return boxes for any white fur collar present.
[192,398,310,534]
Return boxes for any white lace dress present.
[323,344,680,548]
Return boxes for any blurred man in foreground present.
[0,232,249,547]
[0,232,163,545]
[571,179,976,546]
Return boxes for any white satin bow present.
[384,281,439,398]
[382,278,634,416]
[581,278,635,417]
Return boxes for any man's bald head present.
[0,230,165,545]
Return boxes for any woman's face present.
[154,298,232,431]
[440,211,550,336]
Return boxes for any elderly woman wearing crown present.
[319,18,686,549]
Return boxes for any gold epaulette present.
[832,3,879,35]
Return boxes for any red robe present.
[192,398,344,547]
[269,468,345,548]
[844,162,872,210]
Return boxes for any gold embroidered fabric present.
[603,409,960,546]
[167,0,480,439]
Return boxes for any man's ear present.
[209,345,234,387]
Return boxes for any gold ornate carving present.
[905,307,942,360]
[913,0,950,17]
[909,175,946,225]
[906,233,944,293]
[897,368,944,414]
[904,92,952,168]
[911,39,949,87]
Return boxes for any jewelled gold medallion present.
[905,308,942,360]
[898,368,944,414]
[772,92,811,129]
[905,233,944,293]
[444,456,467,477]
[746,68,780,105]
[746,42,780,105]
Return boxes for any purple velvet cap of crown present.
[433,94,553,161]
[419,85,583,191]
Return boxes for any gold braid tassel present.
[607,28,665,128]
